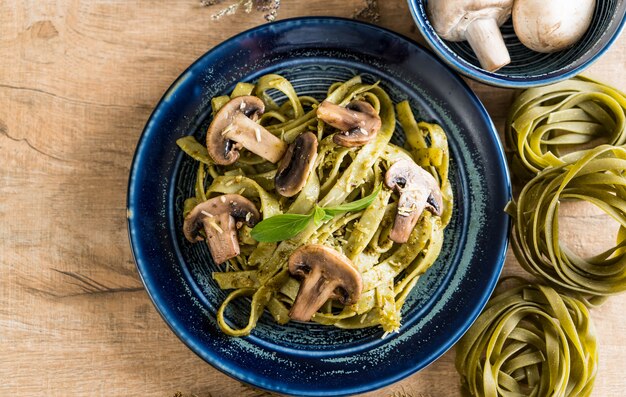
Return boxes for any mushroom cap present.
[385,159,444,243]
[275,132,319,197]
[512,0,595,53]
[288,244,363,322]
[206,96,265,165]
[428,0,513,41]
[316,100,382,147]
[183,194,261,242]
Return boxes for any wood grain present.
[1,1,624,396]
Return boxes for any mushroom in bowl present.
[427,0,513,72]
[409,0,626,87]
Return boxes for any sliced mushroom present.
[275,132,318,197]
[183,194,261,264]
[316,100,382,147]
[206,96,287,165]
[384,159,444,244]
[288,244,362,322]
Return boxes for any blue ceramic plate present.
[127,17,510,396]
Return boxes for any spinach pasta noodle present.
[177,75,453,336]
[456,279,597,397]
[508,145,626,301]
[506,76,626,179]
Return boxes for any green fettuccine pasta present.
[508,145,626,301]
[506,76,626,179]
[179,75,452,336]
[456,278,597,397]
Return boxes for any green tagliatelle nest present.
[506,76,626,180]
[505,76,626,302]
[177,75,453,336]
[456,279,598,397]
[508,145,626,302]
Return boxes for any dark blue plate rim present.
[407,0,626,88]
[127,16,511,396]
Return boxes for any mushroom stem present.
[183,194,261,265]
[465,18,510,72]
[289,270,337,322]
[206,96,288,165]
[225,113,287,163]
[427,0,512,72]
[204,213,239,265]
[385,160,444,244]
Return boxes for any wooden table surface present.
[1,1,625,396]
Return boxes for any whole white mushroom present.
[427,0,513,72]
[513,0,596,53]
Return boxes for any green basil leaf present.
[313,206,327,226]
[250,212,313,243]
[323,183,382,215]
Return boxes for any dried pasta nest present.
[507,145,626,300]
[506,76,626,180]
[456,279,597,397]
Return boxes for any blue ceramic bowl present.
[408,0,626,88]
[127,17,510,396]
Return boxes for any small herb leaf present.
[250,212,313,243]
[250,184,383,243]
[313,206,327,226]
[323,183,382,215]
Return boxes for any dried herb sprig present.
[202,0,281,21]
[256,0,281,21]
[353,0,380,23]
